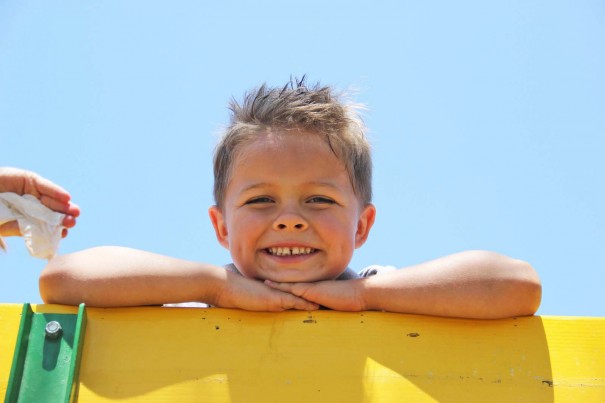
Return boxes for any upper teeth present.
[269,247,314,256]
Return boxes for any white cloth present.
[0,192,65,259]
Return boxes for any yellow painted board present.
[0,304,24,397]
[1,304,603,402]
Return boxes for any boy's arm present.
[40,246,318,311]
[265,250,542,319]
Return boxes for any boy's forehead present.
[223,132,364,203]
[233,131,337,167]
[234,129,337,162]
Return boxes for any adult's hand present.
[0,167,80,238]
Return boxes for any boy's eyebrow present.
[238,182,275,193]
[307,181,343,190]
[238,181,343,193]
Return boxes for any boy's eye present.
[245,197,274,205]
[307,196,335,204]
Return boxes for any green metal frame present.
[4,303,87,403]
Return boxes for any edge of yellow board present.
[1,304,603,402]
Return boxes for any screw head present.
[45,321,62,339]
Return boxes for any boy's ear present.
[208,205,230,250]
[355,203,376,249]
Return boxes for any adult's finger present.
[0,221,21,237]
[61,214,77,229]
[39,196,80,217]
[0,220,73,238]
[30,173,71,203]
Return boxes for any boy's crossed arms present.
[41,247,540,319]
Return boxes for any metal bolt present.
[45,321,62,339]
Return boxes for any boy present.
[40,79,541,319]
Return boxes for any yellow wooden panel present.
[0,304,23,395]
[542,317,605,401]
[1,304,603,402]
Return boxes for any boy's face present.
[209,130,375,282]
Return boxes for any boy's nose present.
[273,213,308,231]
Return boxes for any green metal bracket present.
[4,303,87,403]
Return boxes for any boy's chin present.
[261,271,341,283]
[238,262,345,283]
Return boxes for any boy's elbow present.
[498,254,542,316]
[39,254,80,305]
[468,251,542,317]
[514,259,542,316]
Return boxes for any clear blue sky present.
[1,1,603,317]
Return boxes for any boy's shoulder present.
[357,265,397,278]
[337,265,397,280]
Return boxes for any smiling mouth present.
[266,247,316,256]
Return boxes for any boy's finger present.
[265,279,296,292]
[266,280,314,301]
[286,296,318,311]
[270,286,319,311]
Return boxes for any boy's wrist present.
[357,276,381,311]
[194,264,230,306]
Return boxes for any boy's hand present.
[0,167,80,238]
[212,271,320,312]
[264,279,367,311]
